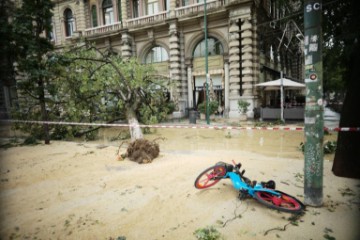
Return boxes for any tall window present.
[133,0,139,18]
[91,5,98,27]
[103,0,114,25]
[181,0,189,6]
[193,38,223,58]
[146,0,159,15]
[145,46,169,63]
[64,8,75,37]
[165,0,169,11]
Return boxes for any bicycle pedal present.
[238,190,249,200]
[251,181,257,188]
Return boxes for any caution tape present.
[1,119,359,132]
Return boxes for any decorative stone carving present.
[147,29,154,42]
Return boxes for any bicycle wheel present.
[254,190,305,213]
[194,165,226,189]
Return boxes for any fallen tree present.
[118,138,163,164]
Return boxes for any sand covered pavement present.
[0,140,359,240]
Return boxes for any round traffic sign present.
[310,74,317,80]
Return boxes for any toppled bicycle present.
[194,160,305,213]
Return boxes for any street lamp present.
[204,0,210,124]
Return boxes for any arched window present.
[103,0,114,25]
[91,5,98,27]
[145,46,169,63]
[193,37,223,58]
[64,8,75,37]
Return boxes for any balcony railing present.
[175,0,225,18]
[126,11,168,27]
[83,0,229,37]
[83,22,123,36]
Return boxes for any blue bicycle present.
[194,161,305,213]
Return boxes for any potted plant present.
[197,101,219,119]
[237,100,250,121]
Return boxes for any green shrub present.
[51,125,72,140]
[197,101,219,115]
[237,100,250,114]
[23,136,39,145]
[324,141,337,154]
[194,226,222,240]
[139,100,176,124]
[298,140,337,154]
[165,101,176,114]
[85,131,98,141]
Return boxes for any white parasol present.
[255,78,305,90]
[255,75,305,121]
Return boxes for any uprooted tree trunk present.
[121,139,160,164]
[126,108,143,141]
[128,117,143,141]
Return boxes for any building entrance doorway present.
[193,74,224,114]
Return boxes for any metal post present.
[304,0,324,206]
[280,71,284,122]
[204,0,210,124]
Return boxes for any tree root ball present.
[122,139,160,164]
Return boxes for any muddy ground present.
[1,125,359,240]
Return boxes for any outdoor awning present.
[255,78,305,90]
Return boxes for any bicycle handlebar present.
[232,160,242,172]
[232,160,251,184]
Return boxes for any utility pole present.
[280,71,284,122]
[204,0,210,124]
[304,0,324,206]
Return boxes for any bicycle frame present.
[195,161,305,213]
[225,172,281,197]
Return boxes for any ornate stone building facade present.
[48,0,302,119]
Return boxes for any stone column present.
[52,5,62,45]
[169,0,177,17]
[246,13,259,117]
[228,4,254,118]
[113,0,118,22]
[252,15,260,98]
[224,59,230,115]
[121,0,128,23]
[168,20,182,112]
[75,0,86,33]
[228,19,241,118]
[179,31,188,105]
[228,19,240,98]
[187,64,194,109]
[240,19,254,97]
[121,31,132,60]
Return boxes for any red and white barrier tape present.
[1,119,359,132]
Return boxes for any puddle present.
[96,127,337,160]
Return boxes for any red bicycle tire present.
[194,166,226,189]
[254,190,305,213]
